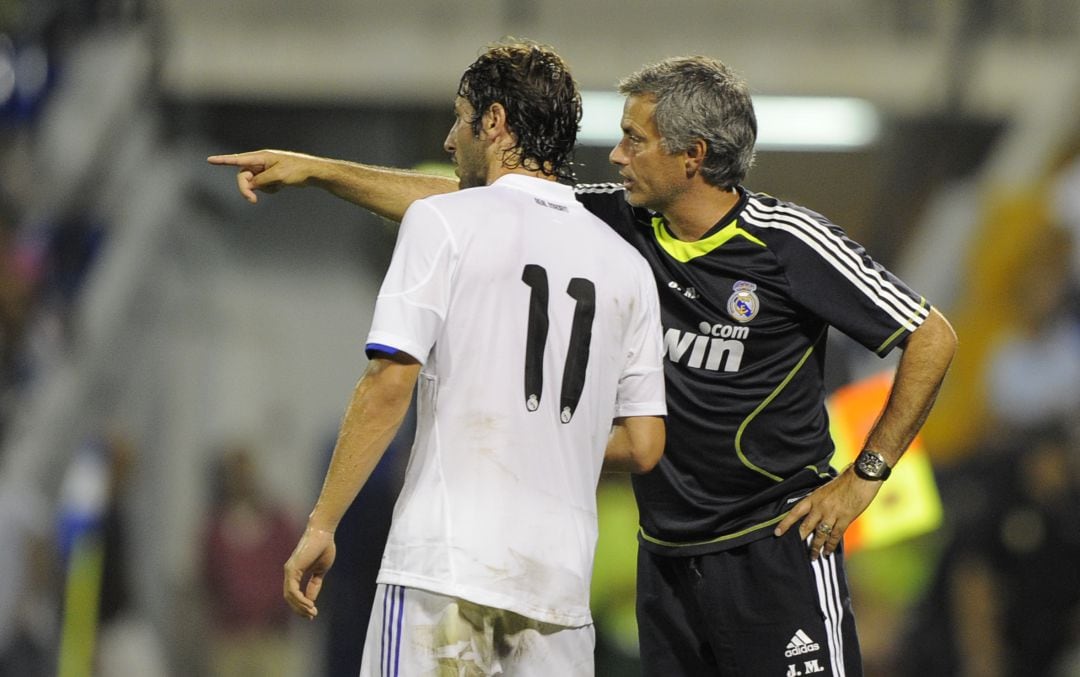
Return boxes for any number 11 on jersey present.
[521,264,595,423]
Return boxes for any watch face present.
[861,455,882,474]
[857,451,888,479]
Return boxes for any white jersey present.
[366,173,666,627]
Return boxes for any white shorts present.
[359,583,595,676]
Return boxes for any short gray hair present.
[618,56,756,189]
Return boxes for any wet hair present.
[618,56,757,189]
[457,39,581,181]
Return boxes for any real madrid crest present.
[727,280,759,323]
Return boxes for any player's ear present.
[483,102,517,152]
[483,102,509,136]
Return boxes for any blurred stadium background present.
[2,1,1080,675]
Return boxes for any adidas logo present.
[784,629,820,657]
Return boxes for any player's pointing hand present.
[207,150,320,203]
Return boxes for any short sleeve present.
[366,200,457,363]
[614,260,667,418]
[770,219,929,356]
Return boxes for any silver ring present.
[816,523,833,535]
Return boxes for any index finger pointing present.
[207,152,264,167]
[207,154,239,165]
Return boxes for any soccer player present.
[229,42,668,677]
[210,55,956,677]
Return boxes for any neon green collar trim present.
[651,217,766,262]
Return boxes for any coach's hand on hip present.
[773,469,882,560]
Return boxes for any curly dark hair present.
[457,39,581,181]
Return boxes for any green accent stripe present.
[640,513,787,548]
[651,217,766,263]
[640,466,832,549]
[734,328,827,482]
[875,296,929,354]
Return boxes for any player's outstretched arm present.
[775,307,957,559]
[603,416,665,474]
[207,149,458,222]
[282,352,421,620]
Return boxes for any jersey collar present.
[492,173,576,203]
[650,188,762,263]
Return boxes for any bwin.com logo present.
[663,321,747,373]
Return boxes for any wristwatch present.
[853,449,892,481]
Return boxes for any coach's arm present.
[775,307,957,559]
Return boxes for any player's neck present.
[662,184,740,242]
[486,165,557,185]
[484,144,558,185]
[485,148,558,185]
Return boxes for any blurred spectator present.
[0,478,54,677]
[1052,150,1080,288]
[0,206,33,428]
[98,429,135,626]
[201,444,297,677]
[0,210,105,442]
[95,429,169,677]
[0,215,28,360]
[55,427,167,676]
[910,219,1080,676]
[985,226,1080,431]
[899,423,1080,677]
[32,215,105,352]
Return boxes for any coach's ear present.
[684,138,707,178]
